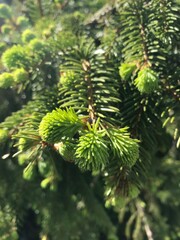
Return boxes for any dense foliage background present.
[0,0,179,239]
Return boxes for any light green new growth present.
[107,128,139,167]
[134,67,159,94]
[2,45,29,69]
[39,108,83,143]
[119,62,137,81]
[60,71,77,87]
[13,68,29,83]
[23,162,36,181]
[76,120,109,170]
[0,72,14,88]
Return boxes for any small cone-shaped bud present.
[134,67,158,94]
[2,45,29,69]
[0,72,14,88]
[60,71,76,87]
[119,62,137,81]
[23,163,36,181]
[39,108,82,143]
[13,68,28,83]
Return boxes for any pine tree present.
[0,0,179,239]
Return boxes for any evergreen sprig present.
[2,45,29,69]
[107,127,139,167]
[75,120,109,170]
[39,108,83,143]
[59,38,120,123]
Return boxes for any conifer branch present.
[0,1,179,238]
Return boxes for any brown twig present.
[136,202,154,240]
[82,60,96,122]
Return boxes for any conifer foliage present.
[0,0,179,239]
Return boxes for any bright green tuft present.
[75,122,109,171]
[23,162,36,181]
[40,177,58,191]
[22,29,36,43]
[39,108,83,143]
[60,70,76,87]
[40,177,52,189]
[2,45,29,69]
[107,128,139,167]
[119,62,137,81]
[0,4,12,19]
[134,67,158,94]
[0,72,14,88]
[13,68,29,83]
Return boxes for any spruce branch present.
[0,1,179,238]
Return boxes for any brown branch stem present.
[136,202,154,240]
[136,8,149,65]
[140,24,149,64]
[82,60,95,122]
